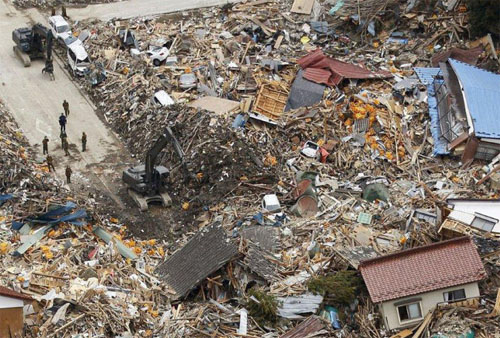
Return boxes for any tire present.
[153,59,161,66]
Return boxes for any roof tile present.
[359,237,486,303]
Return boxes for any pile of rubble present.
[2,0,500,336]
[0,101,171,336]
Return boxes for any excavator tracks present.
[13,46,31,67]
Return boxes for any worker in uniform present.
[63,100,70,117]
[81,132,87,152]
[46,155,55,172]
[65,165,72,184]
[63,137,70,156]
[59,113,67,133]
[60,131,67,148]
[42,136,49,155]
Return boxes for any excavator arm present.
[145,127,186,184]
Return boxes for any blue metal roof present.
[449,59,500,139]
[414,67,440,86]
[414,67,449,156]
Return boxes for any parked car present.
[48,15,72,45]
[146,46,169,66]
[67,42,90,76]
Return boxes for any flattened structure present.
[155,223,238,298]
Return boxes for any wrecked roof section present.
[449,59,500,139]
[298,49,393,86]
[360,236,487,303]
[155,223,238,298]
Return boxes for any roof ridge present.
[359,236,471,267]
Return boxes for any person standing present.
[60,131,67,148]
[63,100,70,117]
[59,113,67,133]
[65,166,72,184]
[46,155,55,172]
[63,137,70,156]
[42,136,49,155]
[81,132,87,152]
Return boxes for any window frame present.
[443,288,466,302]
[396,301,423,324]
[471,213,496,232]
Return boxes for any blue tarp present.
[0,194,13,206]
[21,202,88,227]
[415,67,450,156]
[449,59,500,139]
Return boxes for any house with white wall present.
[0,285,33,337]
[359,237,486,330]
[443,199,500,234]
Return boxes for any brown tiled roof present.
[0,285,33,301]
[359,237,486,303]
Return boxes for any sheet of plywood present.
[291,0,314,14]
[188,96,240,115]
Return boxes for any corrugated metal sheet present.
[414,67,440,85]
[414,67,449,155]
[297,49,392,86]
[303,67,331,85]
[431,46,483,67]
[449,59,500,139]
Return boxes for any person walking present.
[65,165,72,184]
[60,131,67,148]
[46,155,55,172]
[42,136,49,155]
[81,132,87,152]
[63,100,70,117]
[59,113,67,133]
[63,137,70,156]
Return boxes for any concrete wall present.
[380,282,480,330]
[0,295,23,309]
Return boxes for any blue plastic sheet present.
[0,194,13,206]
[27,202,88,226]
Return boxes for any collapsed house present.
[440,199,500,237]
[359,237,486,330]
[425,59,500,163]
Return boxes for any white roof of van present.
[49,15,69,27]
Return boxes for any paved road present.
[70,0,239,21]
[0,0,129,204]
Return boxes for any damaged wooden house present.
[359,237,486,330]
[432,59,500,164]
[439,199,500,237]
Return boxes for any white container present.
[262,194,280,212]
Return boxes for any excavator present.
[122,127,190,211]
[12,23,54,79]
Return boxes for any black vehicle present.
[122,127,189,211]
[12,23,53,71]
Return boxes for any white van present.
[48,15,72,44]
[67,42,90,76]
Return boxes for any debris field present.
[1,0,500,337]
